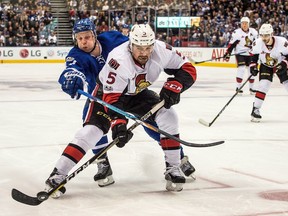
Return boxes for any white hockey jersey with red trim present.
[250,36,288,67]
[99,40,190,95]
[229,27,258,55]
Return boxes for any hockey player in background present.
[223,17,258,94]
[249,23,288,122]
[49,20,196,197]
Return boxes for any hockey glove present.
[249,63,259,76]
[58,68,87,99]
[223,52,231,61]
[160,78,183,109]
[275,60,288,75]
[111,119,133,148]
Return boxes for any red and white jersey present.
[250,36,288,67]
[229,27,258,55]
[98,40,193,99]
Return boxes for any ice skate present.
[180,156,196,182]
[94,157,115,187]
[165,163,186,192]
[251,106,262,122]
[45,168,66,199]
[249,88,256,95]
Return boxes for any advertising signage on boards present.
[156,17,200,28]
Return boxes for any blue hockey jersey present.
[58,31,129,94]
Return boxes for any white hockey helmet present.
[259,23,273,35]
[129,24,155,47]
[240,17,250,25]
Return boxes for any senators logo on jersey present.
[244,36,252,48]
[265,53,277,66]
[135,74,151,94]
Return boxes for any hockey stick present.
[78,90,225,147]
[11,100,165,206]
[190,51,246,64]
[199,74,253,127]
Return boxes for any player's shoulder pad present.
[98,31,128,44]
[65,47,90,63]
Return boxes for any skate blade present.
[166,181,183,192]
[251,117,261,123]
[44,185,65,199]
[98,176,115,187]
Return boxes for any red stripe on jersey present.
[160,137,180,149]
[182,62,197,82]
[63,144,85,163]
[103,93,122,104]
[256,91,266,100]
[103,93,122,113]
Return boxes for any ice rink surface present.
[0,63,287,216]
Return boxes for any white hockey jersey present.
[98,40,194,99]
[228,27,258,55]
[250,36,288,67]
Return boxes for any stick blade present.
[11,188,43,206]
[198,118,211,127]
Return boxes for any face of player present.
[75,31,96,52]
[122,28,129,36]
[260,34,272,45]
[241,22,249,32]
[131,44,154,65]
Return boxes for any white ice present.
[0,63,288,216]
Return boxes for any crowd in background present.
[1,0,288,47]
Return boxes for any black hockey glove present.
[249,63,259,76]
[58,68,86,99]
[223,51,231,61]
[160,78,183,109]
[275,60,288,75]
[111,119,133,148]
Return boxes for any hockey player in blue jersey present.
[46,18,195,198]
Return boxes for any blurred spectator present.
[16,26,26,42]
[0,31,5,46]
[68,0,78,9]
[121,24,129,36]
[22,38,30,46]
[30,35,40,46]
[39,34,46,45]
[211,34,220,47]
[0,38,5,46]
[102,1,109,11]
[48,30,57,45]
[38,22,48,39]
[23,20,32,40]
[173,36,182,47]
[5,37,16,46]
[99,21,108,32]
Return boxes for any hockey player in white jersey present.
[97,24,197,191]
[223,17,258,94]
[249,23,288,122]
[44,23,196,195]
